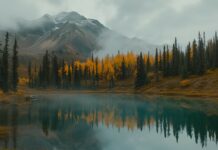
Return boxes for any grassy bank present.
[1,69,218,101]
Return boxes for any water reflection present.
[0,94,218,150]
[0,104,18,149]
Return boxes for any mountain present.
[0,11,157,58]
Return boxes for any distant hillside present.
[0,11,157,59]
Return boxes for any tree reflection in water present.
[37,95,218,147]
[0,94,217,149]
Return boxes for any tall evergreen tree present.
[192,39,198,74]
[146,52,151,73]
[2,32,9,92]
[197,33,206,75]
[61,60,67,88]
[74,64,81,88]
[52,55,60,88]
[121,57,127,80]
[166,46,170,76]
[186,42,192,74]
[159,50,163,71]
[180,51,188,79]
[42,51,50,87]
[12,37,18,91]
[172,38,180,76]
[135,52,148,88]
[163,46,167,77]
[0,40,3,90]
[154,49,159,82]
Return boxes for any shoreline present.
[1,86,218,103]
[24,87,218,100]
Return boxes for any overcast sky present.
[0,0,218,45]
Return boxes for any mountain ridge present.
[0,11,157,58]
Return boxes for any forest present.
[0,32,218,92]
[27,32,218,90]
[0,32,19,93]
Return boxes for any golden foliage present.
[180,79,191,87]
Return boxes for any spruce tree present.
[192,39,198,74]
[154,49,159,82]
[180,51,188,79]
[197,33,206,75]
[215,32,218,68]
[74,64,81,88]
[0,41,3,90]
[52,55,59,88]
[172,38,180,76]
[135,52,148,88]
[159,50,162,71]
[12,37,18,91]
[163,46,167,77]
[61,60,67,88]
[2,32,9,92]
[146,52,151,73]
[42,51,50,87]
[186,42,192,74]
[166,46,170,76]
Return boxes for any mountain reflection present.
[0,94,218,149]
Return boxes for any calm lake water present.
[0,94,218,150]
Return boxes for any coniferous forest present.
[0,32,19,93]
[27,32,218,90]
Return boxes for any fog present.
[1,0,218,46]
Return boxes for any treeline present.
[28,32,218,89]
[0,32,19,92]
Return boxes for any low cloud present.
[0,0,218,47]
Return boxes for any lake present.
[0,94,218,150]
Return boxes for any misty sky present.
[0,0,218,45]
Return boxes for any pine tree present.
[215,32,218,68]
[0,40,3,90]
[146,52,151,73]
[172,38,180,76]
[159,50,162,71]
[12,37,18,91]
[166,46,170,76]
[61,60,67,88]
[192,39,198,74]
[197,33,206,75]
[180,51,188,79]
[52,55,60,88]
[42,51,50,87]
[74,64,81,88]
[2,32,9,92]
[163,46,167,77]
[154,49,159,82]
[84,65,89,86]
[186,42,192,74]
[135,52,148,88]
